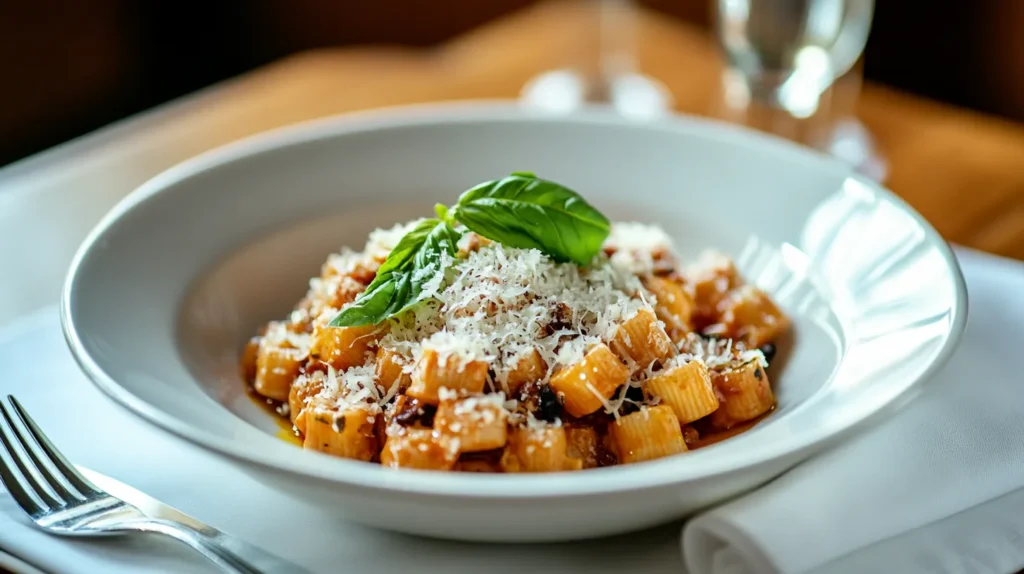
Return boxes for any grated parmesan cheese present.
[294,219,769,431]
[525,412,561,430]
[603,222,676,276]
[379,241,655,392]
[263,322,312,353]
[453,392,508,414]
[322,362,382,413]
[684,249,734,281]
[322,248,365,277]
[364,219,426,261]
[675,332,767,370]
[420,331,493,367]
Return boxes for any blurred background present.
[2,0,1021,168]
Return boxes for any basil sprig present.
[450,173,610,265]
[329,218,461,327]
[329,173,609,327]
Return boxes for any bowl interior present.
[64,105,964,495]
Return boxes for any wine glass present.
[714,0,886,180]
[520,0,673,120]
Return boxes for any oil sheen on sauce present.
[245,384,303,447]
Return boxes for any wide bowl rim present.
[61,100,968,498]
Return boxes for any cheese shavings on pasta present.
[603,221,677,275]
[381,239,649,394]
[243,218,790,472]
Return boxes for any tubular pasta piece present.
[240,336,261,384]
[380,428,458,470]
[407,349,488,404]
[610,309,676,372]
[289,372,324,435]
[304,407,378,461]
[643,276,695,342]
[504,349,547,394]
[720,286,790,348]
[434,396,509,453]
[565,426,600,469]
[709,360,775,429]
[644,360,718,424]
[690,257,739,327]
[549,344,629,417]
[500,426,583,473]
[610,405,688,464]
[310,323,378,371]
[255,340,304,402]
[376,347,412,394]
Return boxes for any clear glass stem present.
[598,0,635,83]
[520,0,671,118]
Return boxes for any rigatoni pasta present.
[643,275,695,342]
[610,406,688,464]
[718,285,791,348]
[374,347,412,394]
[304,406,378,461]
[610,309,675,373]
[500,426,582,472]
[309,320,377,372]
[434,395,509,453]
[644,359,718,424]
[380,428,459,470]
[503,349,547,395]
[548,344,629,417]
[242,218,789,472]
[407,347,489,404]
[565,426,601,469]
[288,371,324,434]
[254,323,307,402]
[708,360,776,430]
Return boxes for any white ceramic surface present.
[61,103,967,542]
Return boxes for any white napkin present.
[683,248,1024,574]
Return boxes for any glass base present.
[722,66,835,120]
[822,118,888,182]
[717,67,887,182]
[520,69,673,120]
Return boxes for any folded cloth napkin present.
[683,247,1024,574]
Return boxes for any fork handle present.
[129,519,264,573]
[195,526,313,574]
[125,516,312,573]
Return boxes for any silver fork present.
[0,395,306,573]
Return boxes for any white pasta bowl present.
[62,103,966,542]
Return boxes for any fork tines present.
[0,395,100,517]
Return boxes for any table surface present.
[1,0,1022,324]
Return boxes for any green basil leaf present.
[452,174,610,265]
[329,219,461,327]
[434,203,453,225]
